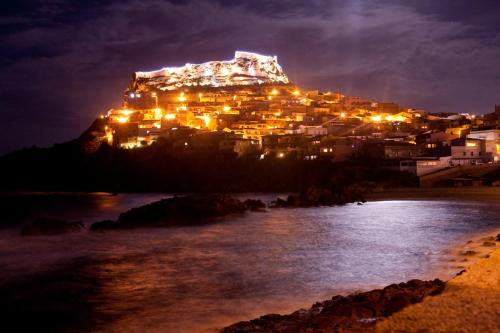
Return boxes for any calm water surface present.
[0,190,499,332]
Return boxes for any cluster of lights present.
[117,116,129,123]
[177,92,187,102]
[369,114,407,123]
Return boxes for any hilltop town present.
[89,51,499,183]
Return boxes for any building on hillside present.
[219,137,259,157]
[467,128,500,162]
[298,125,328,136]
[416,130,457,144]
[383,141,423,159]
[422,141,451,157]
[450,138,485,166]
[400,156,452,176]
[318,138,358,161]
[445,125,470,138]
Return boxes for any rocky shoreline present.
[221,232,500,333]
[222,279,445,333]
[20,185,370,234]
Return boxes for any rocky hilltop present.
[133,51,290,90]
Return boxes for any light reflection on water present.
[0,193,499,332]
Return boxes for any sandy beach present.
[376,233,500,332]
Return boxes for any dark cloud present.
[0,0,499,153]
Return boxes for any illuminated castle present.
[133,51,290,91]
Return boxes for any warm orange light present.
[154,108,162,118]
[223,105,231,112]
[271,89,279,95]
[385,115,406,122]
[292,90,300,96]
[199,115,211,128]
[178,92,187,102]
[117,116,129,123]
[371,115,382,122]
[340,112,346,118]
[164,113,176,120]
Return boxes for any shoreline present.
[221,229,500,333]
[366,186,500,202]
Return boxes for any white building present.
[450,138,485,166]
[400,156,452,176]
[467,129,500,162]
[298,125,328,136]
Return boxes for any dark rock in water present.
[461,250,477,256]
[496,233,500,242]
[21,217,84,236]
[270,184,369,208]
[243,199,267,211]
[89,220,118,231]
[483,241,496,247]
[90,195,248,230]
[221,279,445,333]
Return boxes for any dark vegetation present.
[0,138,417,193]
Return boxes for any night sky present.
[1,0,499,154]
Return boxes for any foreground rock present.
[21,217,84,236]
[222,279,444,333]
[91,195,264,230]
